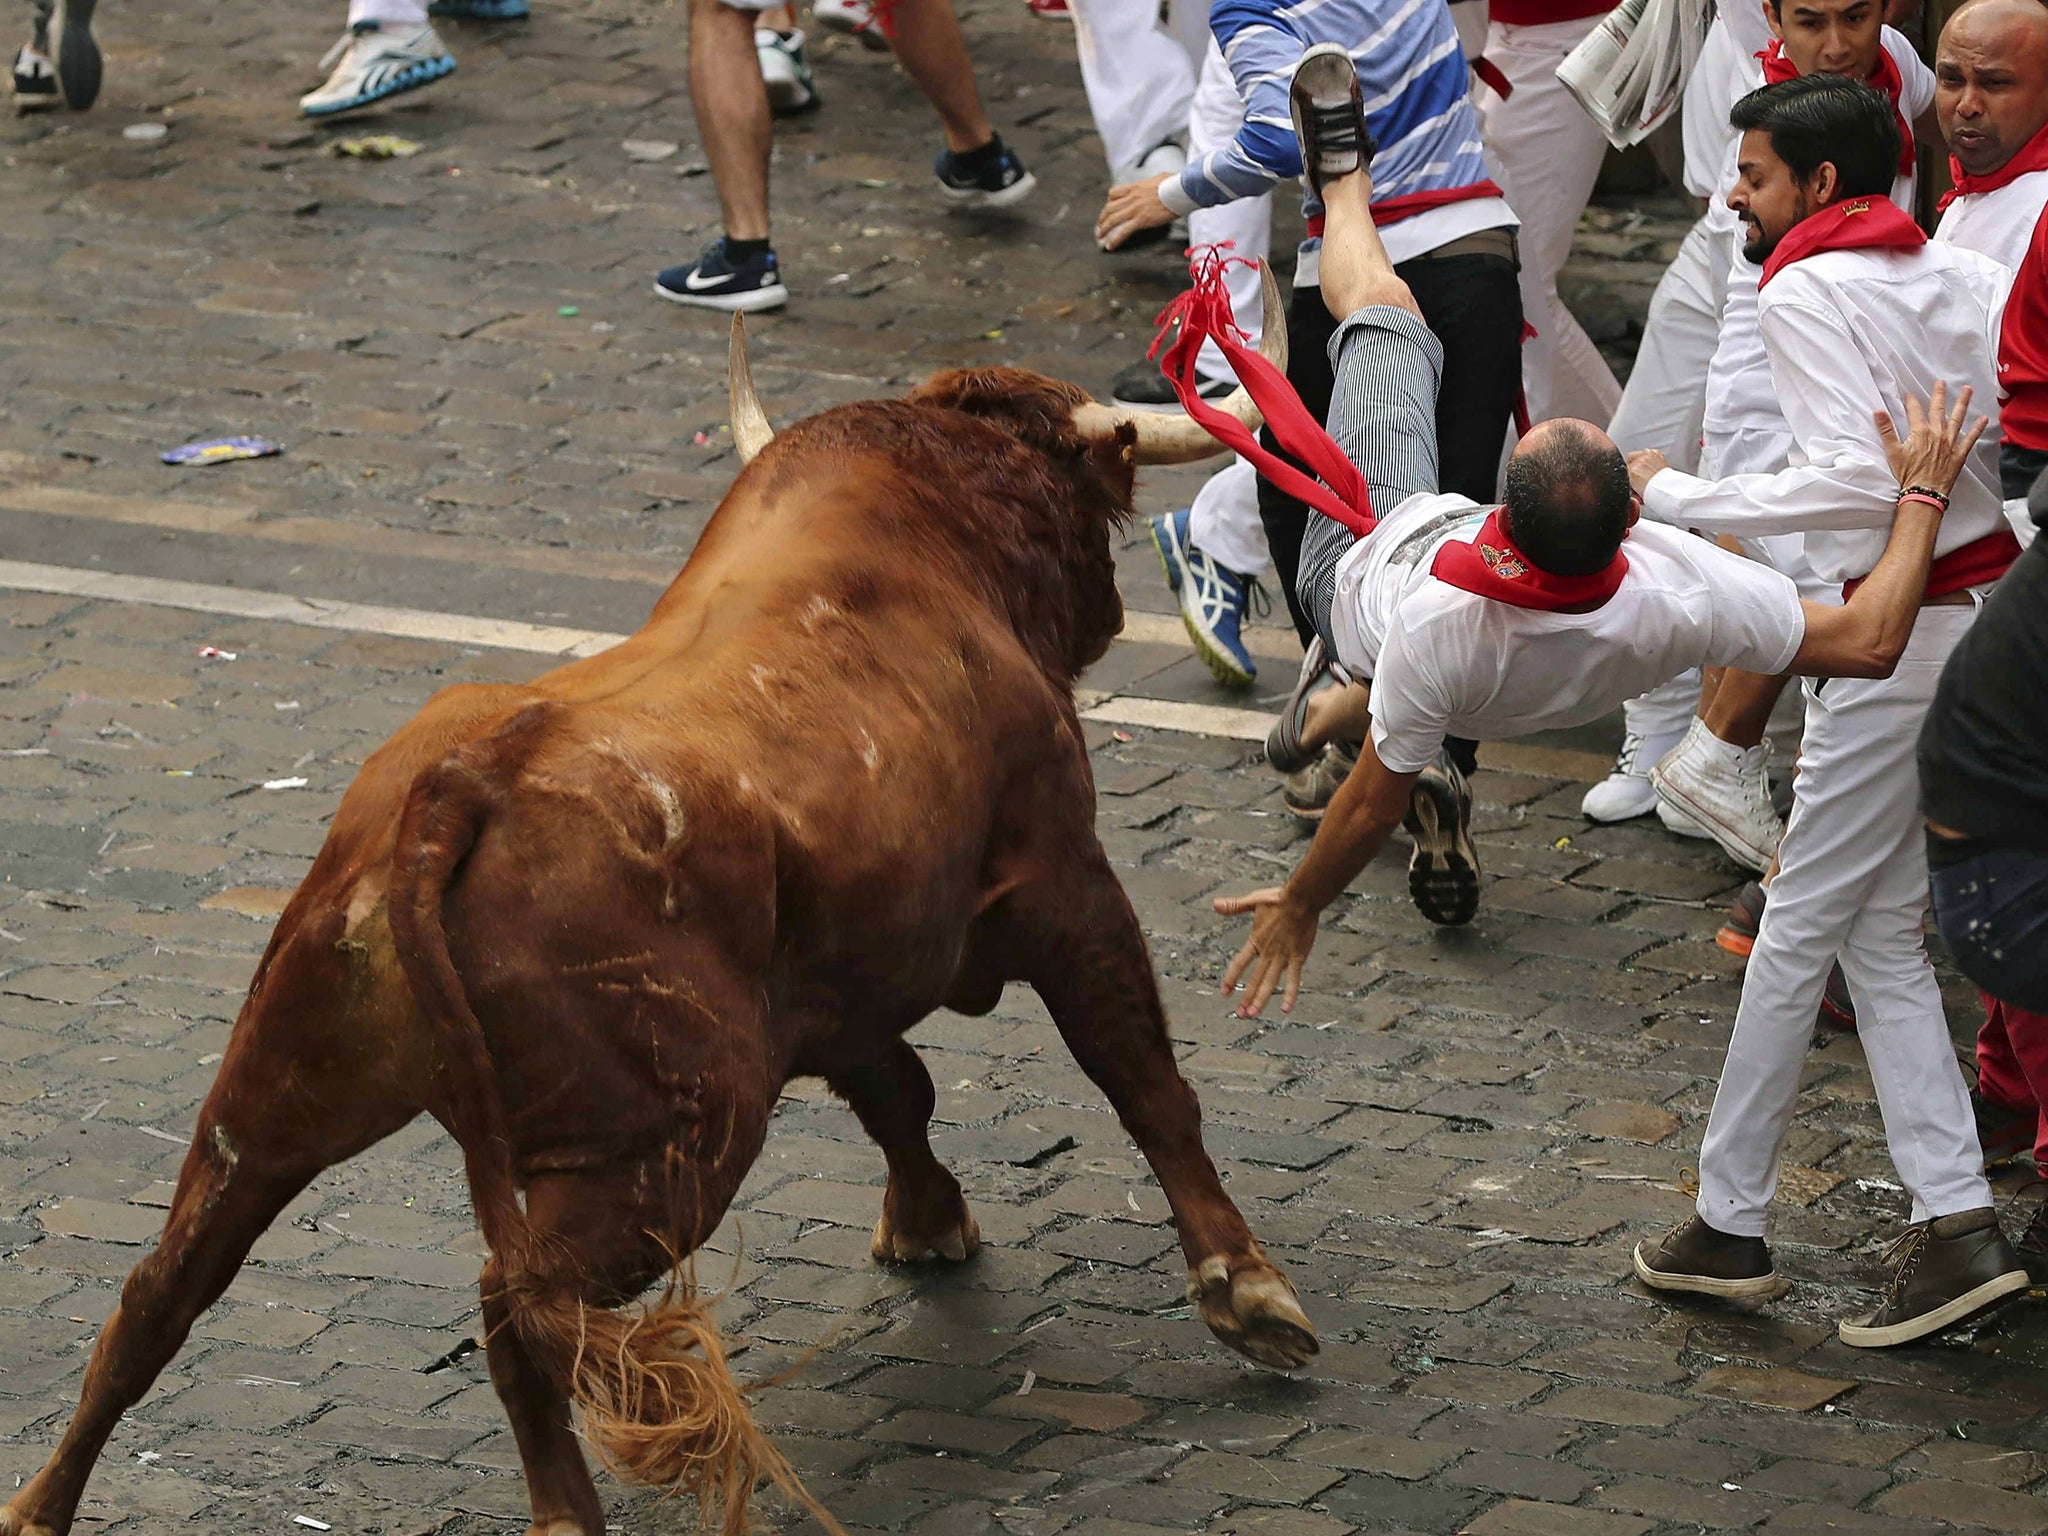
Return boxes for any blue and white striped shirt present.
[1162,0,1511,269]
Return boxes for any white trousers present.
[1696,603,1992,1236]
[349,0,428,25]
[1069,0,1206,181]
[1478,15,1621,426]
[1183,41,1275,582]
[1608,214,1731,470]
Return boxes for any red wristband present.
[1896,493,1948,514]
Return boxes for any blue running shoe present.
[655,239,789,313]
[935,135,1036,210]
[1150,509,1260,689]
[428,0,530,17]
[300,22,455,117]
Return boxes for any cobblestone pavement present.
[5,1,2048,1533]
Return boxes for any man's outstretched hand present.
[1214,887,1320,1018]
[1095,173,1176,251]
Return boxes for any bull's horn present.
[729,314,775,466]
[1071,261,1290,466]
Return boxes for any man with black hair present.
[1629,74,2029,1347]
[1214,48,1986,1021]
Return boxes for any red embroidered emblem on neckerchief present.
[1479,542,1528,580]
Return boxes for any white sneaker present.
[1651,718,1784,873]
[756,28,818,115]
[1580,729,1684,822]
[300,22,455,116]
[813,0,888,49]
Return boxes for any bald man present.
[1935,0,2048,270]
[1217,48,1986,1005]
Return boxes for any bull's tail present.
[386,705,841,1535]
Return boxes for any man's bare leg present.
[887,0,996,153]
[1702,668,1790,751]
[691,0,772,241]
[1318,168,1422,322]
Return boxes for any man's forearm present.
[1840,499,1944,659]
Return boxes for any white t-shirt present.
[1936,168,2048,274]
[1328,492,1807,774]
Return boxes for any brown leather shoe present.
[1288,44,1376,201]
[1837,1208,2030,1348]
[1633,1215,1780,1301]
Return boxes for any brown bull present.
[0,287,1316,1536]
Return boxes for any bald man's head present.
[1938,0,2048,177]
[1502,420,1633,576]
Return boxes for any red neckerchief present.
[1155,246,1376,536]
[1429,506,1629,612]
[1757,40,1915,177]
[1939,120,2048,212]
[1758,194,1927,286]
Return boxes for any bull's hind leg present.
[0,1002,420,1536]
[478,1259,607,1536]
[1002,863,1317,1370]
[827,1041,980,1264]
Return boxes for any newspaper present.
[1557,0,1716,149]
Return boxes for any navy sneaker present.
[1149,509,1260,689]
[1112,356,1237,410]
[654,239,789,313]
[935,138,1037,211]
[12,41,58,111]
[428,0,530,16]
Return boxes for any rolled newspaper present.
[1557,0,1715,149]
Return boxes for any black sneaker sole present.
[1405,770,1478,927]
[51,0,97,110]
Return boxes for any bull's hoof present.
[1187,1252,1319,1370]
[0,1503,62,1536]
[872,1205,981,1265]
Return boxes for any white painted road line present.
[0,560,624,659]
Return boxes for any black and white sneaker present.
[1405,752,1479,926]
[1110,356,1237,409]
[654,239,789,313]
[12,41,58,111]
[935,137,1037,211]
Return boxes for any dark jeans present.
[2002,441,2048,503]
[1930,843,2048,1012]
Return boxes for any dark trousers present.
[1256,240,1523,782]
[2002,442,2048,502]
[1930,843,2048,1013]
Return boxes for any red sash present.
[1303,178,1505,239]
[1757,40,1915,178]
[2002,203,2048,452]
[1841,528,2021,601]
[1155,247,1375,535]
[1430,506,1629,612]
[1938,122,2048,212]
[1758,195,1926,288]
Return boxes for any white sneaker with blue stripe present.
[1149,509,1261,690]
[300,22,455,117]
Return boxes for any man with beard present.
[1630,75,2029,1346]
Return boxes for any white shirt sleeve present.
[1695,543,1808,674]
[1641,293,1902,536]
[1365,617,1457,777]
[1886,28,1937,122]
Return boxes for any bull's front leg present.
[1002,865,1317,1370]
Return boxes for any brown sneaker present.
[1633,1215,1781,1301]
[1281,740,1357,823]
[1288,44,1376,201]
[1836,1208,2030,1348]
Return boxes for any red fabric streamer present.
[1430,506,1629,612]
[1155,246,1376,535]
[1939,121,2048,212]
[1756,40,1915,178]
[1302,178,1507,239]
[1758,195,1926,288]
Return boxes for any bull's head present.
[727,263,1290,468]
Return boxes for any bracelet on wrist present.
[1896,492,1948,515]
[1900,484,1950,507]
